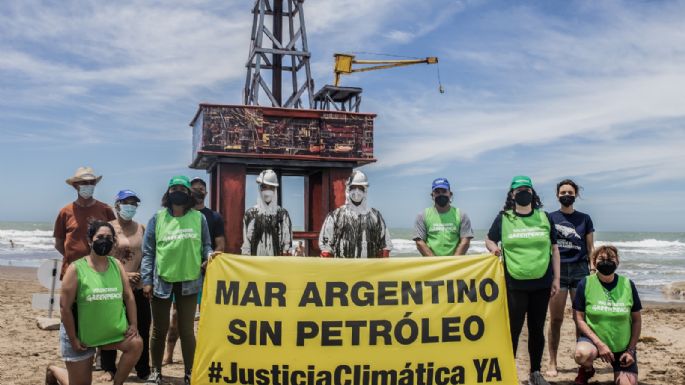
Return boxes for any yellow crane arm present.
[333,53,439,86]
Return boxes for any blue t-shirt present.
[549,209,594,264]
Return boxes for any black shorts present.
[577,336,638,374]
[560,261,590,290]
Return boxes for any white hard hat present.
[346,170,369,187]
[256,169,279,187]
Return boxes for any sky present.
[1,0,685,232]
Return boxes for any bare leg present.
[163,303,179,365]
[46,365,69,385]
[546,288,569,376]
[111,335,144,385]
[65,358,93,385]
[615,371,638,385]
[574,341,598,368]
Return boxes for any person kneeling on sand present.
[46,221,142,385]
[572,245,642,385]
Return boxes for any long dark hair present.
[161,186,194,212]
[500,188,543,215]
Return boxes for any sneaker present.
[145,369,162,385]
[573,366,595,385]
[529,371,550,385]
[184,369,192,385]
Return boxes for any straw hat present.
[65,166,102,186]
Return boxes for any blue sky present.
[1,0,685,232]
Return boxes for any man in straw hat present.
[53,166,116,279]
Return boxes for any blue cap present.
[431,178,450,191]
[115,189,141,203]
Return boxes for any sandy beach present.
[1,265,684,385]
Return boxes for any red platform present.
[190,104,376,255]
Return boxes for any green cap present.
[168,175,191,188]
[510,175,533,189]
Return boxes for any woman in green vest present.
[141,175,213,385]
[572,245,641,385]
[485,175,561,385]
[47,220,143,385]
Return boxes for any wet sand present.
[1,266,683,384]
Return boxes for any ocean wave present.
[0,229,55,252]
[597,239,685,251]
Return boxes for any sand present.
[1,265,684,385]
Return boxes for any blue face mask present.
[118,204,137,220]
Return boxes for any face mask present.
[596,260,617,275]
[559,195,575,207]
[92,238,114,256]
[514,190,533,206]
[192,190,205,203]
[434,195,450,207]
[118,204,137,221]
[261,190,274,203]
[78,185,95,199]
[349,189,365,204]
[169,191,190,206]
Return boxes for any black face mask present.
[434,195,450,207]
[596,260,617,275]
[559,195,575,207]
[192,191,206,203]
[169,191,190,206]
[92,238,114,256]
[514,190,533,206]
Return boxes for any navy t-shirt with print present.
[549,210,594,264]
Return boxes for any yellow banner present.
[192,254,518,385]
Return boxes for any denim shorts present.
[60,323,96,362]
[560,261,590,290]
[577,336,638,374]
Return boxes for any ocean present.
[1,222,683,302]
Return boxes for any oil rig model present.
[189,0,437,254]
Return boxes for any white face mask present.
[118,204,137,221]
[349,189,366,203]
[261,190,275,203]
[78,185,95,199]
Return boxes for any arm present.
[574,309,614,363]
[55,238,66,257]
[213,213,226,252]
[214,236,226,253]
[241,214,252,255]
[455,212,474,255]
[586,232,595,270]
[281,211,293,256]
[318,213,335,257]
[413,212,433,256]
[550,244,561,297]
[485,236,501,256]
[60,265,86,351]
[53,211,66,256]
[116,259,138,339]
[455,238,471,256]
[416,240,435,257]
[200,215,213,261]
[141,215,157,299]
[619,312,642,367]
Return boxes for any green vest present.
[500,209,551,280]
[584,274,633,352]
[155,209,202,282]
[424,206,462,256]
[74,256,128,347]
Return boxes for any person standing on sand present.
[53,167,116,279]
[100,190,150,381]
[546,179,595,377]
[141,176,212,385]
[572,245,642,385]
[45,220,143,385]
[241,169,293,256]
[163,177,225,365]
[485,175,561,385]
[319,170,392,258]
[414,177,474,256]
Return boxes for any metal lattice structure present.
[244,0,314,109]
